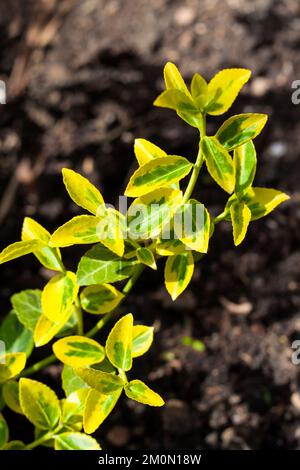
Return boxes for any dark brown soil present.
[0,0,300,450]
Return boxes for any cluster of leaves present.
[0,62,289,450]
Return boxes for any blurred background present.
[0,0,299,449]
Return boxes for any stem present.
[21,354,56,378]
[74,297,84,335]
[213,211,227,225]
[25,430,53,450]
[182,114,206,203]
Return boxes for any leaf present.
[190,73,208,101]
[2,440,25,450]
[182,336,206,352]
[127,187,183,240]
[244,187,290,220]
[230,201,252,246]
[0,413,9,448]
[156,228,186,256]
[19,378,61,430]
[54,432,101,450]
[80,284,124,314]
[95,208,125,257]
[62,365,88,396]
[124,380,164,407]
[234,140,257,195]
[0,240,45,265]
[76,245,137,286]
[62,168,104,215]
[174,199,210,253]
[33,309,73,347]
[134,139,167,166]
[125,156,192,197]
[0,353,26,383]
[53,336,105,368]
[136,247,157,270]
[21,217,63,271]
[62,389,89,430]
[201,136,235,194]
[2,380,22,414]
[83,388,122,434]
[205,68,251,115]
[163,62,191,96]
[50,216,103,247]
[106,313,133,371]
[11,289,42,332]
[132,325,154,358]
[164,251,194,301]
[0,311,33,357]
[75,368,124,394]
[216,114,268,151]
[41,271,78,323]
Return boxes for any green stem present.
[74,297,84,335]
[213,211,227,225]
[182,114,206,203]
[25,430,53,450]
[20,354,56,378]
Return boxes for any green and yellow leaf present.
[33,309,73,347]
[0,413,9,448]
[216,114,268,151]
[83,388,122,434]
[244,187,290,220]
[234,140,257,195]
[21,217,63,271]
[80,284,124,314]
[134,139,167,166]
[205,68,251,115]
[0,353,26,383]
[11,289,42,332]
[174,199,210,253]
[2,380,22,414]
[132,325,154,358]
[54,432,101,450]
[230,201,252,246]
[62,388,89,431]
[106,313,133,371]
[164,251,194,301]
[19,378,61,430]
[41,271,78,323]
[0,311,33,357]
[75,368,124,394]
[62,365,88,396]
[190,73,208,103]
[124,380,164,407]
[136,247,157,270]
[76,245,137,286]
[0,239,45,265]
[125,157,192,198]
[163,62,191,96]
[127,187,183,240]
[2,440,25,450]
[50,215,102,247]
[62,168,104,215]
[95,208,125,257]
[201,136,235,194]
[53,336,105,368]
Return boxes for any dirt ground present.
[0,0,300,449]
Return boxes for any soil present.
[0,0,300,450]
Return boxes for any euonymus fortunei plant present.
[0,63,289,450]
